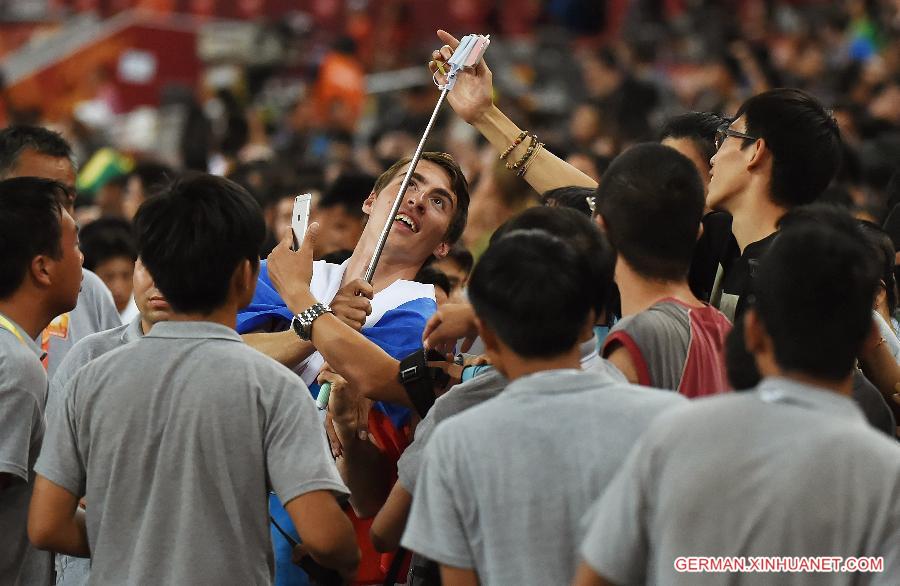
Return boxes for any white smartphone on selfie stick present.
[291,193,312,251]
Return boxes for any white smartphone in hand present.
[291,193,312,251]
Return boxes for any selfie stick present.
[362,34,490,284]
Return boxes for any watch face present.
[292,316,307,338]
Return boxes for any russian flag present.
[237,258,437,429]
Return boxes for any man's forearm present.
[472,105,597,193]
[282,289,411,406]
[31,508,90,557]
[242,330,316,368]
[336,435,393,518]
[370,482,413,552]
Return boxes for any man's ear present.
[361,190,377,215]
[743,308,770,356]
[30,255,54,288]
[746,138,769,171]
[232,259,257,306]
[432,241,451,259]
[474,316,504,373]
[593,213,606,232]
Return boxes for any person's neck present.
[0,291,58,339]
[616,259,701,317]
[774,370,855,399]
[728,187,785,253]
[502,347,582,382]
[166,305,238,330]
[343,232,423,293]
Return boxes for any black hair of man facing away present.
[28,173,360,584]
[0,178,83,586]
[659,111,738,302]
[401,230,685,586]
[575,214,900,586]
[597,143,732,396]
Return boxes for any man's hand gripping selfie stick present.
[362,34,490,284]
[317,35,490,412]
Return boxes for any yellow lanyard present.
[0,314,26,346]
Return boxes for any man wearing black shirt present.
[706,89,842,320]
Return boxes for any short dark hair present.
[0,125,76,178]
[321,172,376,218]
[441,243,474,276]
[468,230,594,358]
[130,161,174,197]
[755,206,878,380]
[492,206,615,317]
[659,111,724,166]
[134,173,266,314]
[413,265,452,298]
[372,152,469,245]
[79,217,137,272]
[735,88,842,207]
[540,186,594,216]
[0,177,65,298]
[596,143,704,281]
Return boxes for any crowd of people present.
[2,2,900,585]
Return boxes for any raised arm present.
[431,30,596,194]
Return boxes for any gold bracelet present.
[499,131,529,161]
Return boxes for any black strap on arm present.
[397,348,449,418]
[270,515,342,586]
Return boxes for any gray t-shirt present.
[46,316,143,586]
[581,377,900,586]
[397,339,625,493]
[47,316,143,422]
[603,299,731,396]
[397,369,508,494]
[0,312,51,585]
[35,321,348,585]
[43,269,121,380]
[401,369,685,585]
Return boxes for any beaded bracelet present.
[506,134,540,174]
[518,141,544,177]
[499,131,529,161]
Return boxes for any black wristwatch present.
[290,302,333,341]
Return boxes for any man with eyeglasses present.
[705,89,842,321]
[0,126,122,378]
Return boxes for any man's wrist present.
[284,288,318,316]
[470,103,502,132]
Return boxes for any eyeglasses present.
[715,123,757,151]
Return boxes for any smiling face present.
[706,117,753,212]
[133,257,173,327]
[362,159,458,265]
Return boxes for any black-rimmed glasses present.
[715,122,757,151]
